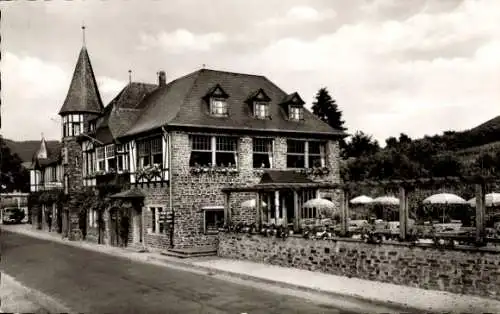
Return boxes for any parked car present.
[2,207,25,224]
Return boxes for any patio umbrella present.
[467,192,500,207]
[371,196,400,220]
[241,199,267,209]
[372,196,400,205]
[350,195,374,205]
[303,198,337,218]
[423,193,467,223]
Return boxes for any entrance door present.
[109,208,130,247]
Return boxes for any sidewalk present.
[3,224,500,313]
[0,272,73,314]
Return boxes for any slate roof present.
[122,69,345,138]
[32,140,62,168]
[86,82,157,144]
[59,47,104,115]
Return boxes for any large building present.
[30,37,346,252]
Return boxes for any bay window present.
[96,147,105,171]
[189,135,238,168]
[105,144,116,171]
[286,140,326,168]
[137,137,162,169]
[253,138,273,168]
[116,144,129,172]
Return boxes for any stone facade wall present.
[218,233,500,300]
[63,137,85,240]
[169,131,342,249]
[140,186,172,251]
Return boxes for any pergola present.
[222,174,499,242]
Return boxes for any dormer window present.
[254,101,269,119]
[205,84,230,117]
[289,106,303,121]
[210,98,228,116]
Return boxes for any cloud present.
[96,76,126,95]
[2,52,69,140]
[236,0,500,142]
[138,29,227,54]
[258,5,336,26]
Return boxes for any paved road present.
[1,231,355,314]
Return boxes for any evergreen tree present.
[311,87,346,131]
[0,136,29,192]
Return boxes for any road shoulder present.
[1,272,73,314]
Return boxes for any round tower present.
[58,26,104,240]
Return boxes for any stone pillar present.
[340,189,349,236]
[399,186,408,240]
[293,190,299,231]
[274,190,280,225]
[475,183,486,243]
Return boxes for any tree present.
[344,131,380,159]
[311,87,346,131]
[0,136,29,192]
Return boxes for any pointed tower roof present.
[58,46,104,115]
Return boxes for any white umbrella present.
[467,193,500,207]
[241,199,267,209]
[303,198,337,218]
[372,196,400,205]
[303,198,335,209]
[423,193,467,224]
[350,195,373,205]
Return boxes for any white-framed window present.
[203,206,225,234]
[116,144,129,172]
[253,138,273,168]
[150,207,165,234]
[105,144,116,171]
[286,140,326,168]
[88,208,98,228]
[137,137,162,169]
[254,102,269,119]
[210,98,228,116]
[62,114,84,137]
[189,135,238,168]
[96,147,105,171]
[289,106,303,121]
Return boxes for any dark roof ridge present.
[199,68,267,78]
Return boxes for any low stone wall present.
[218,233,500,300]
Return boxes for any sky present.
[1,0,499,145]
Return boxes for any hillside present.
[4,138,61,163]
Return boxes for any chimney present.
[158,71,166,87]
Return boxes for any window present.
[300,189,318,219]
[204,207,224,234]
[253,138,273,168]
[308,141,326,168]
[289,106,303,121]
[88,208,98,228]
[105,144,116,171]
[210,98,228,116]
[254,102,269,119]
[189,135,238,168]
[216,137,237,167]
[150,207,165,234]
[286,140,305,168]
[286,140,326,168]
[116,144,129,172]
[88,121,96,133]
[96,147,105,171]
[50,167,56,182]
[137,137,162,169]
[62,114,84,137]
